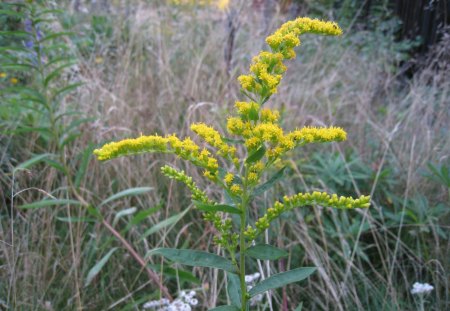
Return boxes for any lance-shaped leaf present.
[146,248,237,273]
[227,272,241,308]
[246,145,266,164]
[246,244,288,261]
[248,267,316,297]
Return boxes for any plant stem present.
[239,207,247,310]
[240,168,250,310]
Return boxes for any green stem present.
[239,168,250,310]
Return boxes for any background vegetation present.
[1,0,448,310]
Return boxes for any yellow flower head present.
[10,78,18,84]
[0,72,7,79]
[230,184,242,195]
[224,172,234,186]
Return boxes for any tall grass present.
[1,1,448,310]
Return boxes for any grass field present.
[1,1,449,310]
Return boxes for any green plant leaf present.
[146,248,237,273]
[18,199,82,209]
[84,247,118,287]
[294,302,303,311]
[140,208,190,239]
[209,306,240,311]
[246,244,288,260]
[246,145,266,164]
[99,187,153,207]
[227,272,241,308]
[14,153,51,172]
[148,264,201,284]
[253,166,286,196]
[248,267,316,297]
[193,200,242,215]
[74,144,94,188]
[113,207,137,226]
[124,205,162,232]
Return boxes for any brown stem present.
[101,219,173,301]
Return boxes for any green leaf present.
[18,199,82,209]
[140,208,190,239]
[294,302,303,311]
[85,248,118,287]
[44,61,77,87]
[148,264,201,284]
[227,272,241,308]
[14,153,51,172]
[248,267,316,297]
[246,244,288,261]
[113,207,137,226]
[193,200,242,215]
[39,31,74,43]
[51,82,84,100]
[99,187,153,207]
[245,145,266,164]
[209,306,240,311]
[124,205,162,232]
[253,166,286,197]
[0,9,25,18]
[74,144,94,188]
[146,248,237,273]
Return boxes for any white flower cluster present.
[245,272,263,306]
[143,291,198,311]
[411,282,434,295]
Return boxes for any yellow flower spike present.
[93,135,169,161]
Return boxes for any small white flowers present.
[411,282,434,295]
[245,272,261,284]
[143,290,198,310]
[245,272,263,306]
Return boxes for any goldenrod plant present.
[94,17,370,310]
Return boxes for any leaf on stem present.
[146,248,237,273]
[248,267,316,297]
[246,244,288,260]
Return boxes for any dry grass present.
[1,1,449,310]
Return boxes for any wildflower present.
[10,78,18,85]
[224,173,234,186]
[0,72,7,78]
[230,184,242,195]
[95,56,104,64]
[411,282,434,295]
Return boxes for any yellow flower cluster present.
[224,172,234,186]
[245,191,370,240]
[238,17,341,98]
[190,123,237,159]
[93,134,219,179]
[93,135,169,161]
[161,165,210,203]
